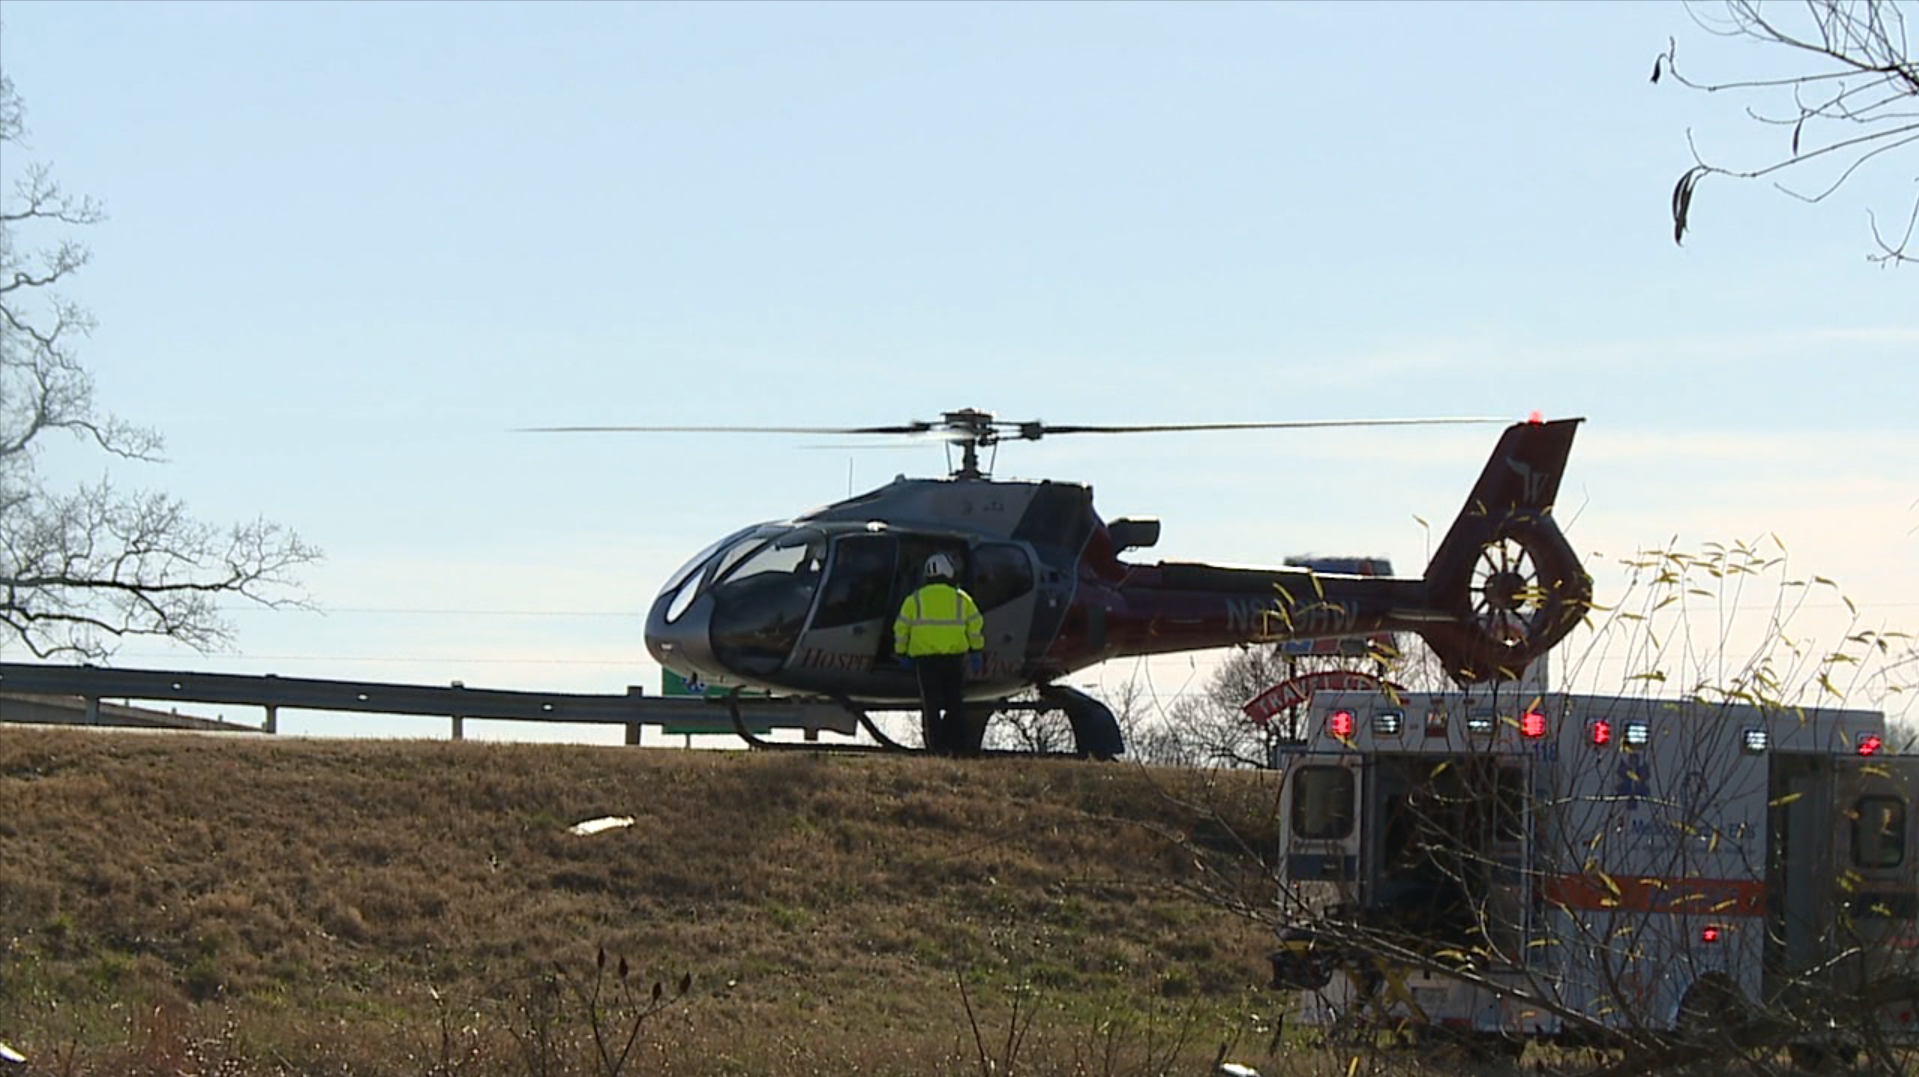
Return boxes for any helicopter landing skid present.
[717,695,896,755]
[720,694,1113,760]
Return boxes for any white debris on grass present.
[568,815,636,836]
[1216,1064,1260,1077]
[0,1041,26,1065]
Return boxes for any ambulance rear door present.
[1830,754,1919,997]
[1279,750,1367,914]
[1768,752,1919,1013]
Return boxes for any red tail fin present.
[1417,418,1591,683]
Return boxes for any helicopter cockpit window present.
[715,536,815,588]
[659,526,755,600]
[707,529,827,676]
[968,543,1034,613]
[659,525,759,624]
[708,531,778,590]
[663,573,703,624]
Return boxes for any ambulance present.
[1270,690,1919,1049]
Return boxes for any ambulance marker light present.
[1701,925,1722,944]
[1742,729,1770,754]
[1373,711,1403,736]
[1859,733,1884,757]
[1520,711,1548,739]
[1329,709,1355,739]
[1624,721,1651,747]
[1588,719,1612,747]
[1466,715,1495,736]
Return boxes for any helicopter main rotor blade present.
[516,423,935,436]
[1024,417,1508,437]
[516,412,1518,480]
[519,416,1507,438]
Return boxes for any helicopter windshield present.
[706,528,827,676]
[657,525,772,625]
[659,526,756,598]
[712,533,821,588]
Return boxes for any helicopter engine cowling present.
[1106,518,1160,552]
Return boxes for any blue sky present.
[3,0,1914,740]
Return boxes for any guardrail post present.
[625,686,645,746]
[85,696,99,725]
[264,705,277,734]
[449,680,468,741]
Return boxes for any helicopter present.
[531,409,1593,759]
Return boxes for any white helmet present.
[924,552,958,580]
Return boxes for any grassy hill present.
[0,727,1293,1076]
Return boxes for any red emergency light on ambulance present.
[1270,690,1919,1056]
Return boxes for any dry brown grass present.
[0,728,1312,1075]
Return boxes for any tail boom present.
[1052,418,1592,684]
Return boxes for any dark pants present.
[914,653,968,754]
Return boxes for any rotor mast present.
[943,408,998,480]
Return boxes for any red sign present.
[1242,670,1402,725]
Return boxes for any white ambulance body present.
[1273,691,1919,1043]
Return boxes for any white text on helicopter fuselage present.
[797,648,873,672]
[1226,598,1357,639]
[796,648,1013,676]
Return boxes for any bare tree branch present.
[1,74,319,660]
[1656,0,1919,264]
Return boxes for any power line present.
[116,652,639,668]
[221,607,644,618]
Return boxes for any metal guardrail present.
[0,662,861,743]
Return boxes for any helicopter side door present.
[881,538,1038,687]
[780,533,905,691]
[883,536,977,658]
[783,534,1039,697]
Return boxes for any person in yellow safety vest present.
[894,551,986,755]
